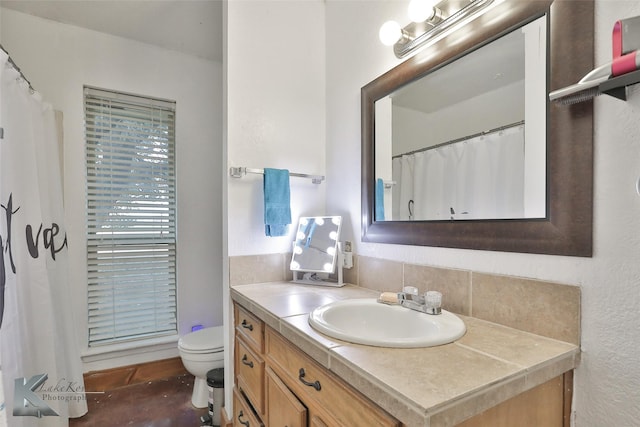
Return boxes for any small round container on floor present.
[206,368,224,426]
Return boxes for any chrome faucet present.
[397,287,442,315]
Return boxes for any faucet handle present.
[403,286,425,303]
[425,291,442,315]
[403,286,418,296]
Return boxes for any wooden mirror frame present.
[361,0,593,256]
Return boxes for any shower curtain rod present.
[392,120,525,159]
[0,43,35,91]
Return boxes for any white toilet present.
[178,326,224,408]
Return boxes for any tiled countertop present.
[231,282,579,427]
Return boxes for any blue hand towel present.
[376,178,385,221]
[263,168,292,237]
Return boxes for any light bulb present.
[408,0,436,23]
[379,20,402,46]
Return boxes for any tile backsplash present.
[229,253,581,345]
[229,253,291,285]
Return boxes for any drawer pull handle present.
[241,319,254,331]
[241,354,254,368]
[238,410,250,426]
[298,368,321,391]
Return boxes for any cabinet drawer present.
[236,335,265,416]
[233,387,264,427]
[266,367,307,427]
[266,328,400,427]
[235,304,264,352]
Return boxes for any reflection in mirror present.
[362,0,594,256]
[290,216,344,287]
[375,16,546,221]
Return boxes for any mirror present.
[377,17,546,221]
[290,216,344,286]
[362,0,594,256]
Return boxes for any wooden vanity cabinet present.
[233,387,264,427]
[457,372,571,427]
[235,335,265,415]
[233,302,571,427]
[233,303,400,427]
[234,304,266,425]
[235,305,264,351]
[265,327,400,427]
[309,417,329,427]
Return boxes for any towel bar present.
[229,167,325,184]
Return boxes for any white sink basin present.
[309,298,466,348]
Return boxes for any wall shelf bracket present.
[600,69,640,101]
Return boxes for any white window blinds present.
[85,86,177,346]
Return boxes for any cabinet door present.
[266,367,307,427]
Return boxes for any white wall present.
[224,0,326,412]
[1,9,223,370]
[326,1,640,426]
[226,0,326,257]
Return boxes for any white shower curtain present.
[393,124,525,220]
[0,50,87,426]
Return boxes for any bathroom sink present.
[308,298,466,348]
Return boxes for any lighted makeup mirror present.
[290,216,345,287]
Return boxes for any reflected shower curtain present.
[0,51,87,426]
[460,125,525,219]
[394,155,414,220]
[393,124,525,220]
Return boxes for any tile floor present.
[70,373,209,426]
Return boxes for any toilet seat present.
[178,326,224,354]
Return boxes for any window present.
[85,86,177,346]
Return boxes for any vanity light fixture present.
[408,0,444,24]
[380,0,495,58]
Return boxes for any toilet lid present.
[179,326,224,352]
